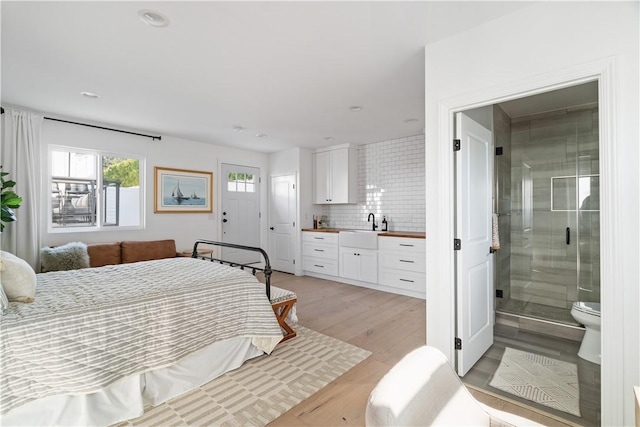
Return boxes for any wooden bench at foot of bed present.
[270,286,297,342]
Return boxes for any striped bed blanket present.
[0,258,283,415]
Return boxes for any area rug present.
[489,347,580,417]
[118,326,371,426]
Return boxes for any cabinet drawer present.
[302,241,338,260]
[302,232,339,244]
[378,268,426,293]
[303,257,338,276]
[379,252,426,273]
[379,237,425,253]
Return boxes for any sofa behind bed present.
[87,239,177,267]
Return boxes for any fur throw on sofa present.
[0,250,37,303]
[41,241,90,272]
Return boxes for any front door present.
[455,112,494,376]
[221,163,260,264]
[269,174,296,273]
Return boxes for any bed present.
[0,240,289,426]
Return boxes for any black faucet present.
[368,213,377,231]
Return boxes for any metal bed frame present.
[191,239,273,300]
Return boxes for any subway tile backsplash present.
[325,134,425,232]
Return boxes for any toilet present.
[570,301,601,365]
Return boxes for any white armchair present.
[365,346,543,427]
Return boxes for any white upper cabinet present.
[313,145,357,204]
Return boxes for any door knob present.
[222,218,228,223]
[270,227,274,230]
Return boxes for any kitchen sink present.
[339,230,382,249]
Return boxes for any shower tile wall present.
[493,105,512,308]
[509,106,600,310]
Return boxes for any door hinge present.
[259,177,262,183]
[293,221,295,227]
[293,259,295,265]
[455,337,462,350]
[453,139,461,151]
[259,212,262,218]
[454,238,462,250]
[293,184,295,189]
[495,147,504,156]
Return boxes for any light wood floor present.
[266,272,573,427]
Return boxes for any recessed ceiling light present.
[255,133,267,138]
[233,126,245,133]
[80,91,99,98]
[349,106,363,112]
[404,118,418,123]
[138,9,170,27]
[324,136,335,141]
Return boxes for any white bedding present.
[0,258,283,424]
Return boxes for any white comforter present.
[0,258,283,415]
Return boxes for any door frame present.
[426,58,619,419]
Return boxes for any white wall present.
[40,115,270,254]
[424,2,639,425]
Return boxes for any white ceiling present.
[2,1,538,153]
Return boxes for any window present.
[227,171,255,192]
[49,147,144,230]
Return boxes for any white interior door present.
[455,112,494,376]
[269,174,296,273]
[221,164,260,264]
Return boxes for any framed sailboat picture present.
[154,167,213,213]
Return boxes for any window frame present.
[47,145,145,233]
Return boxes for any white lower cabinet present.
[303,231,425,299]
[302,232,339,276]
[339,248,377,283]
[378,237,426,298]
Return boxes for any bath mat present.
[489,347,580,417]
[117,326,371,426]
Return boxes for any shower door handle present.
[566,227,571,245]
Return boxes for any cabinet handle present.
[399,244,414,247]
[400,279,415,283]
[314,237,324,240]
[314,249,324,252]
[314,264,324,268]
[399,260,414,263]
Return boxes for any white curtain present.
[1,108,43,270]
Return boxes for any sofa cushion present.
[121,239,176,264]
[41,242,90,272]
[87,242,122,267]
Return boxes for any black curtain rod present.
[44,117,162,141]
[1,107,162,141]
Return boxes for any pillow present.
[87,242,122,267]
[121,239,176,263]
[0,282,10,313]
[41,241,90,272]
[0,251,36,303]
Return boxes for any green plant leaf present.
[0,168,22,230]
[1,193,22,209]
[2,179,16,190]
[1,206,17,223]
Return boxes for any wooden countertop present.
[301,228,425,239]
